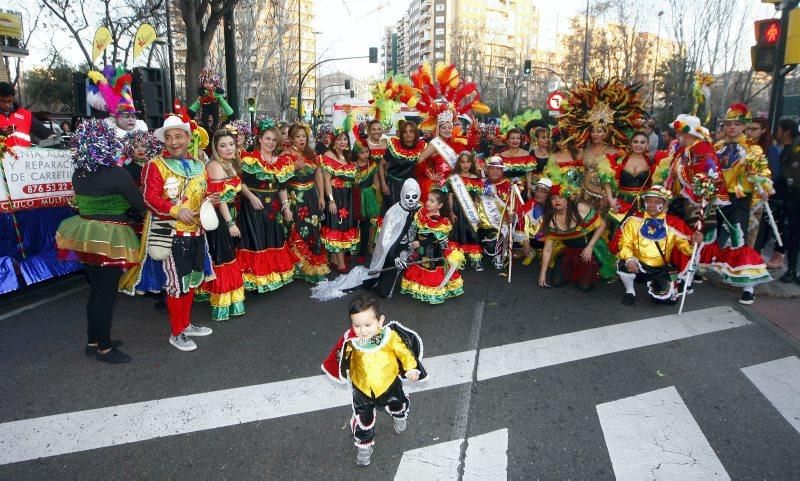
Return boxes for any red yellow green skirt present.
[237,244,298,292]
[196,258,246,321]
[401,264,463,304]
[320,226,360,253]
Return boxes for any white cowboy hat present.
[672,114,710,141]
[154,116,191,143]
[535,177,553,189]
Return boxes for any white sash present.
[448,174,480,233]
[430,137,458,169]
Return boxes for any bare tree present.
[176,0,239,101]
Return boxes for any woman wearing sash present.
[448,152,484,271]
[282,123,330,283]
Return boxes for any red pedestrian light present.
[755,19,781,46]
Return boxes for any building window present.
[435,4,444,11]
[435,51,444,59]
[435,27,444,35]
[435,16,444,24]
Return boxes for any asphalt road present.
[0,261,799,480]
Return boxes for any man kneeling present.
[617,186,703,306]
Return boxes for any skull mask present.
[399,178,421,211]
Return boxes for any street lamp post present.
[650,11,664,114]
[581,0,590,82]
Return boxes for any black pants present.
[785,187,800,271]
[358,219,371,256]
[83,264,123,350]
[351,378,409,447]
[717,192,752,247]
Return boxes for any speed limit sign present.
[547,91,564,112]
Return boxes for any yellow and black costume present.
[321,321,427,448]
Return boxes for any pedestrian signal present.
[523,60,532,75]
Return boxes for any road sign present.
[547,91,564,112]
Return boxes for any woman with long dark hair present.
[400,189,464,304]
[56,119,145,363]
[448,152,484,270]
[352,140,381,263]
[320,129,359,272]
[529,126,551,181]
[537,185,614,291]
[282,123,330,282]
[237,120,298,292]
[746,116,782,252]
[381,120,425,211]
[500,127,537,196]
[196,129,247,321]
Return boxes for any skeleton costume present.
[321,321,427,449]
[309,179,421,300]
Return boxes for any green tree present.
[24,53,78,113]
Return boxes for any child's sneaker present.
[393,417,407,433]
[356,445,373,466]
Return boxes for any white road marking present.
[597,386,730,481]
[0,306,750,465]
[393,429,508,481]
[394,437,462,480]
[0,285,86,321]
[741,356,800,434]
[463,429,508,480]
[477,306,749,381]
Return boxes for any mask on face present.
[399,178,421,211]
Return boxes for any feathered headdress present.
[499,110,543,138]
[410,62,490,131]
[333,112,355,138]
[71,119,122,172]
[86,65,136,114]
[255,115,277,135]
[199,67,221,88]
[370,73,419,129]
[558,77,645,148]
[121,130,162,162]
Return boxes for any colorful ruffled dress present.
[384,138,426,209]
[545,207,617,285]
[282,150,330,283]
[237,151,298,292]
[356,159,381,221]
[447,174,483,264]
[543,156,584,193]
[56,176,141,269]
[501,151,537,191]
[400,210,464,304]
[196,175,245,320]
[320,155,359,253]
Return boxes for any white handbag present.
[199,198,219,231]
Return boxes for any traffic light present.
[751,18,781,72]
[290,96,298,109]
[523,59,532,75]
[246,97,256,113]
[350,90,355,98]
[369,47,378,63]
[344,79,351,90]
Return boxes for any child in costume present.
[400,189,465,304]
[189,67,234,134]
[321,293,426,467]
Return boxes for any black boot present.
[779,269,797,283]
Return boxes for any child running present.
[321,293,427,467]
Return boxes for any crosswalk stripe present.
[463,429,508,480]
[741,356,800,435]
[477,306,749,381]
[597,386,730,480]
[393,429,508,480]
[0,306,750,466]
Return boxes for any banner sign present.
[0,148,74,212]
[0,12,23,39]
[91,26,113,63]
[133,23,157,60]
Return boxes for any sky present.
[17,0,780,79]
